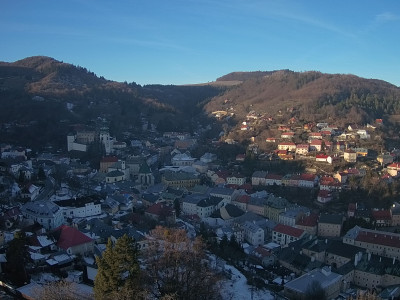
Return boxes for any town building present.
[317,214,343,237]
[21,200,64,230]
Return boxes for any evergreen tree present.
[37,166,46,181]
[5,231,31,286]
[94,234,144,300]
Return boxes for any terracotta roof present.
[309,132,322,136]
[387,163,400,169]
[300,173,316,181]
[273,223,305,238]
[296,213,318,227]
[236,195,251,204]
[348,203,356,212]
[296,144,309,149]
[318,190,331,198]
[279,142,296,146]
[146,203,174,216]
[371,210,392,220]
[355,230,400,249]
[266,174,283,180]
[53,225,93,250]
[101,156,118,163]
[316,154,329,159]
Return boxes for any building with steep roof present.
[138,162,155,187]
[99,156,118,173]
[284,267,342,300]
[343,226,400,260]
[52,225,94,255]
[265,195,293,222]
[242,221,264,246]
[318,213,343,237]
[272,223,306,246]
[251,171,267,186]
[145,203,176,224]
[21,200,64,230]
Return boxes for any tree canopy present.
[94,234,144,300]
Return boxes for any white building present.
[54,197,102,220]
[272,223,306,246]
[171,153,196,166]
[21,200,64,230]
[242,221,264,246]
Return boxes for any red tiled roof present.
[273,223,305,238]
[266,174,283,180]
[101,156,118,163]
[296,213,318,227]
[146,203,174,216]
[296,144,309,149]
[316,154,328,159]
[54,225,93,250]
[236,195,251,203]
[253,246,273,258]
[348,203,356,212]
[371,210,392,220]
[300,173,316,181]
[318,190,331,197]
[387,163,400,169]
[309,132,322,136]
[310,140,323,145]
[355,230,400,249]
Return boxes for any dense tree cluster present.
[93,227,221,300]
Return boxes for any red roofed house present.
[295,144,309,155]
[343,226,400,260]
[278,142,296,152]
[309,140,323,151]
[272,223,306,246]
[387,163,400,177]
[316,154,332,164]
[266,137,277,143]
[281,132,294,139]
[371,209,392,227]
[100,156,119,173]
[265,174,283,186]
[251,246,276,267]
[347,203,356,218]
[319,176,341,191]
[296,213,318,235]
[317,190,333,204]
[298,173,318,188]
[236,154,246,162]
[52,225,94,255]
[232,194,251,211]
[145,203,176,224]
[308,132,323,140]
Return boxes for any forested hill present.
[1,56,400,151]
[0,56,223,150]
[206,70,400,126]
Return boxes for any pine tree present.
[94,234,144,300]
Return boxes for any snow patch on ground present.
[220,264,274,300]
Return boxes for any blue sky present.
[1,0,399,86]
